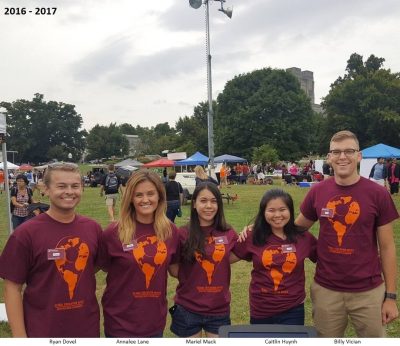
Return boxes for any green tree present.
[133,123,179,155]
[119,123,137,135]
[215,68,315,161]
[86,123,129,160]
[252,144,280,165]
[322,53,400,148]
[0,93,86,163]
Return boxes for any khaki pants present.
[311,281,386,337]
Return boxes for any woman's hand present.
[237,224,253,242]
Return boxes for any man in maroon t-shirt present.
[0,163,102,337]
[296,130,399,337]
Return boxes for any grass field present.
[0,174,399,337]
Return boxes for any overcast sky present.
[1,0,399,131]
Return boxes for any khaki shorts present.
[105,194,118,207]
[311,281,386,337]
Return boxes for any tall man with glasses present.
[296,130,398,337]
[0,163,102,337]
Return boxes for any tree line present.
[1,53,399,164]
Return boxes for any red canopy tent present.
[142,158,175,168]
[18,164,34,171]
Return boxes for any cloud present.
[71,35,133,82]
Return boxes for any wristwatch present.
[384,292,397,300]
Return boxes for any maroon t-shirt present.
[233,231,317,318]
[0,213,102,337]
[99,221,180,337]
[174,226,238,315]
[300,176,399,292]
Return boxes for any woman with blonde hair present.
[194,165,219,187]
[99,170,180,337]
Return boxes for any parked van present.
[175,172,196,204]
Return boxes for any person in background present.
[100,164,121,222]
[242,163,250,184]
[165,171,184,223]
[288,162,299,177]
[387,157,400,195]
[194,165,219,187]
[0,169,4,194]
[99,170,180,337]
[296,130,398,337]
[10,174,35,229]
[233,189,317,325]
[169,182,238,338]
[322,158,332,180]
[0,163,102,337]
[369,157,388,187]
[219,164,229,187]
[162,168,169,184]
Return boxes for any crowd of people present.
[0,130,398,338]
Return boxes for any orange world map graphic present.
[326,195,360,246]
[54,237,89,300]
[132,236,167,289]
[195,237,225,285]
[261,248,297,291]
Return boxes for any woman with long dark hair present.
[169,182,238,338]
[233,188,317,325]
[10,174,35,229]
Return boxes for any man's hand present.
[382,299,399,324]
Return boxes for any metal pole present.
[205,0,215,174]
[2,142,13,234]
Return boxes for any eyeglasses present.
[328,149,359,157]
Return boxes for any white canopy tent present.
[0,161,19,169]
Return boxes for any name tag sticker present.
[47,248,66,261]
[281,244,296,253]
[214,236,228,245]
[321,208,334,218]
[122,240,138,252]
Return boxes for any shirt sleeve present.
[231,232,253,261]
[93,223,104,269]
[169,225,182,264]
[376,190,399,226]
[299,189,319,222]
[97,227,113,271]
[306,231,318,263]
[0,233,32,284]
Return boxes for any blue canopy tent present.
[214,154,247,163]
[361,143,400,158]
[360,143,400,178]
[175,151,209,166]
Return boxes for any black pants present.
[166,200,180,223]
[390,182,399,194]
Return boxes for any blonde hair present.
[330,130,359,149]
[194,165,208,180]
[118,170,171,244]
[43,162,81,187]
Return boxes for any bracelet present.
[384,292,397,300]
